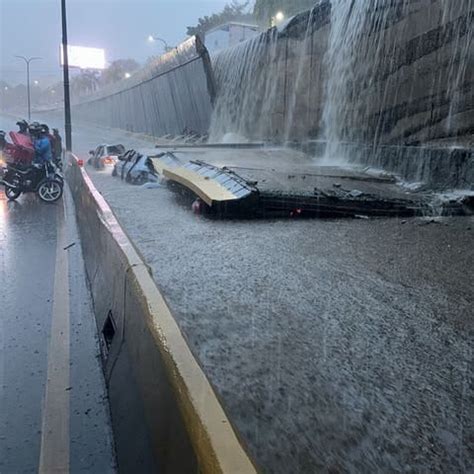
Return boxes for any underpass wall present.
[210,0,473,148]
[72,36,215,137]
[66,155,256,473]
[69,1,472,153]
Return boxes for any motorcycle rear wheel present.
[37,179,63,203]
[5,186,21,201]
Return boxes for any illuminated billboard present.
[60,45,106,70]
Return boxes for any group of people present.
[15,119,63,165]
[0,120,62,166]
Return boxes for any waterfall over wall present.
[210,3,331,142]
[322,0,474,159]
[210,0,473,151]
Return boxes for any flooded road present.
[88,166,474,473]
[2,114,473,472]
[0,184,115,472]
[67,114,474,472]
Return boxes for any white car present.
[88,144,125,169]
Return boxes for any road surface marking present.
[0,195,7,417]
[38,200,70,474]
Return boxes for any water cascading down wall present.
[71,1,472,185]
[72,36,216,137]
[210,1,473,160]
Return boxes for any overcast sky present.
[0,0,235,85]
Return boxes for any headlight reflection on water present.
[0,192,7,226]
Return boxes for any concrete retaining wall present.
[72,36,215,137]
[66,154,256,473]
[301,140,474,189]
[210,0,473,148]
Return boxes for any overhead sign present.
[60,45,106,70]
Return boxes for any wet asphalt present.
[0,141,116,473]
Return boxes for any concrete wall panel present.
[73,36,215,137]
[210,0,473,148]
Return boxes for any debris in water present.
[418,218,445,226]
[141,182,161,189]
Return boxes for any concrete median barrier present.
[66,153,256,473]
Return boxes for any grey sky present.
[0,0,237,85]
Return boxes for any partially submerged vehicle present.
[112,148,178,185]
[88,144,125,169]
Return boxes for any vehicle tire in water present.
[37,179,63,203]
[5,186,21,201]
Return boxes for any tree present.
[145,56,159,67]
[100,59,140,85]
[42,82,64,106]
[70,70,101,97]
[253,0,317,25]
[186,1,255,37]
[0,81,12,110]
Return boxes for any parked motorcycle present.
[53,155,63,172]
[1,161,64,203]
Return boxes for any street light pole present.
[148,35,170,52]
[61,0,72,151]
[14,56,41,121]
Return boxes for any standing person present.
[52,128,63,161]
[41,124,55,158]
[32,125,52,165]
[0,131,6,151]
[16,120,29,134]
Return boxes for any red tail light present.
[104,156,115,164]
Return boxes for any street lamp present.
[275,11,285,22]
[124,72,131,79]
[271,11,285,27]
[34,80,39,86]
[148,35,170,52]
[14,55,42,121]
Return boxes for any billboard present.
[60,45,106,70]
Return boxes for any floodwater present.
[78,122,474,473]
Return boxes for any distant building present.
[204,22,260,54]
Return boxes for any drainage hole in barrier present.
[102,310,116,356]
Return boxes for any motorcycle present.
[1,160,64,203]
